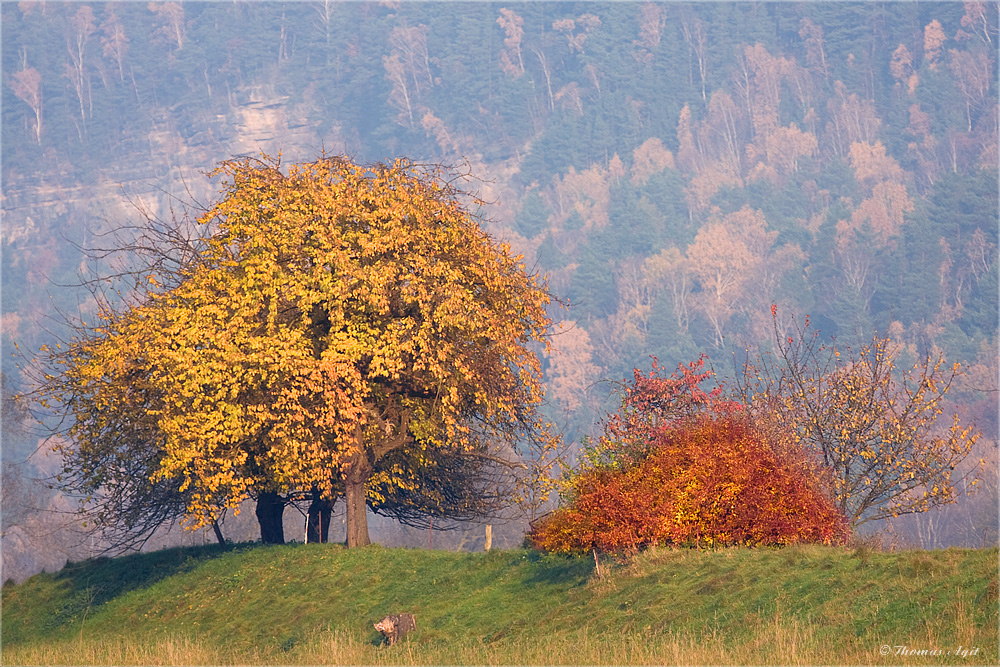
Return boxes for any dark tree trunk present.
[212,519,225,545]
[306,492,334,543]
[320,501,332,541]
[255,491,286,544]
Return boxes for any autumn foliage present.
[584,356,739,470]
[36,155,556,548]
[530,359,848,553]
[737,308,982,528]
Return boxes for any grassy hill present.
[2,542,997,665]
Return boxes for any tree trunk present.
[320,501,332,542]
[212,520,225,545]
[307,492,335,543]
[344,478,370,547]
[343,451,372,547]
[256,492,286,544]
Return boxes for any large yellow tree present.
[43,156,554,547]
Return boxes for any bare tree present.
[64,5,96,123]
[679,10,709,103]
[9,64,43,144]
[736,309,983,528]
[100,8,129,83]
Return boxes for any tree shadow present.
[43,541,252,631]
[522,551,594,586]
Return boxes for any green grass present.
[2,542,996,665]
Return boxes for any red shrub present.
[530,414,848,552]
[588,355,741,470]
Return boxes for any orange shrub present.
[530,414,848,552]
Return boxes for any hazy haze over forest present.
[2,1,997,582]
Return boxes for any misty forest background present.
[2,1,997,583]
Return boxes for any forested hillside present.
[2,2,997,577]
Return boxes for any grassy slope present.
[1,542,997,665]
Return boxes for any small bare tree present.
[735,307,982,529]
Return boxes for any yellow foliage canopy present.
[50,156,554,543]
